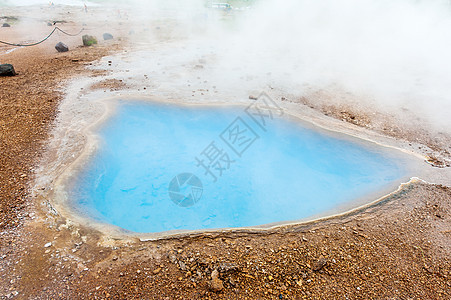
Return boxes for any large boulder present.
[55,42,69,52]
[103,33,113,40]
[82,35,97,46]
[0,64,16,76]
[2,23,11,27]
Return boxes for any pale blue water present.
[72,101,405,233]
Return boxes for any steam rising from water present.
[233,0,451,132]
[3,0,451,133]
[127,0,451,133]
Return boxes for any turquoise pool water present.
[71,101,405,233]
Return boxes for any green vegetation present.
[82,35,98,46]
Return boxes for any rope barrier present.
[55,27,84,37]
[0,26,84,47]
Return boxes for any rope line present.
[0,26,84,47]
[55,27,84,37]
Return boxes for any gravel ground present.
[1,7,450,300]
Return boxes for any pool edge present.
[39,94,443,242]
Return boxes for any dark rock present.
[312,258,327,271]
[103,33,113,40]
[55,42,69,53]
[0,64,16,76]
[2,23,11,27]
[82,35,97,46]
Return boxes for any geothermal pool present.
[71,101,406,233]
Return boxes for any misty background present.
[1,0,451,134]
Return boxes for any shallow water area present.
[70,100,409,233]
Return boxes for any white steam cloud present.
[213,0,451,132]
[3,0,451,133]
[126,0,451,133]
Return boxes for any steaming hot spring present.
[27,0,449,239]
[50,97,421,237]
[3,1,451,299]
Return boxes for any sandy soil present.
[1,6,450,300]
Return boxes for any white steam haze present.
[0,0,86,6]
[238,0,451,133]
[236,0,451,133]
[2,0,451,133]
[126,0,451,134]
